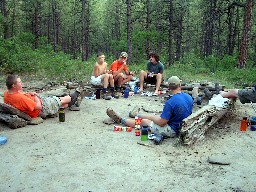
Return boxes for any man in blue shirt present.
[139,52,164,96]
[107,76,193,138]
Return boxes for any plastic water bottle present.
[240,117,249,131]
[134,86,138,94]
[124,87,129,98]
[0,136,7,145]
[141,126,148,141]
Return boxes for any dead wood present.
[0,112,27,129]
[179,105,230,145]
[0,103,32,121]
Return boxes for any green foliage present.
[163,53,256,88]
[1,34,256,89]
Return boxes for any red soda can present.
[135,116,142,129]
[135,128,140,136]
[114,126,122,132]
[126,127,132,132]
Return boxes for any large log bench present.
[0,103,32,129]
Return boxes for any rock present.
[207,156,231,165]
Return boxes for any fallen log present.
[0,112,27,129]
[0,103,32,121]
[179,104,230,145]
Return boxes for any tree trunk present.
[1,0,9,39]
[127,0,133,63]
[81,0,87,61]
[202,0,217,56]
[10,0,16,37]
[34,1,40,49]
[175,2,184,61]
[51,0,57,52]
[168,0,174,66]
[237,0,254,69]
[145,0,150,56]
[85,2,90,61]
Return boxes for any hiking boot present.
[129,106,140,118]
[111,91,119,99]
[102,92,112,100]
[39,111,47,119]
[69,105,80,111]
[69,90,80,107]
[204,88,213,99]
[106,107,121,124]
[75,89,85,107]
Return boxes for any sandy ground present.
[0,80,256,192]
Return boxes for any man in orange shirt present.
[4,74,82,118]
[109,52,134,91]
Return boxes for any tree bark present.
[168,0,174,66]
[145,0,150,56]
[34,1,40,49]
[81,0,87,61]
[237,0,254,69]
[1,0,9,39]
[202,0,217,56]
[51,0,58,52]
[127,0,133,63]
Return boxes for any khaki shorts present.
[41,96,61,116]
[149,122,177,138]
[238,88,256,104]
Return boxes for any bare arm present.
[33,95,42,110]
[92,64,100,77]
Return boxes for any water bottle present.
[134,86,138,94]
[124,87,129,98]
[240,117,249,131]
[0,136,7,145]
[197,95,202,105]
[141,126,148,141]
[96,89,101,99]
[59,107,65,122]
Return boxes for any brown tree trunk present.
[175,3,184,61]
[34,1,41,49]
[168,0,174,66]
[10,0,17,37]
[127,0,133,63]
[238,0,254,69]
[51,0,58,52]
[202,0,217,56]
[145,0,150,56]
[112,1,121,57]
[1,0,9,39]
[81,0,87,61]
[85,2,90,61]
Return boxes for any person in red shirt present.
[4,74,82,118]
[109,52,134,91]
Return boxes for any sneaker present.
[129,106,140,118]
[204,88,213,99]
[102,92,112,100]
[106,107,121,124]
[111,91,120,99]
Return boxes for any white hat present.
[167,76,182,85]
